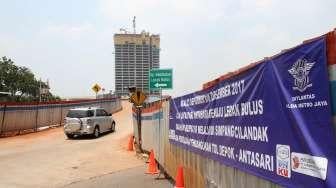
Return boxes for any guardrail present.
[0,98,122,137]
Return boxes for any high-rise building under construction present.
[114,32,160,97]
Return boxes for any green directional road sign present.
[149,69,173,90]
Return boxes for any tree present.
[16,66,38,97]
[0,56,59,102]
[0,56,19,95]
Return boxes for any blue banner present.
[169,38,336,187]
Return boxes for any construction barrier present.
[134,30,336,188]
[135,100,278,187]
[0,98,122,137]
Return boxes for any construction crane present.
[133,16,136,34]
[119,16,136,34]
[119,28,128,34]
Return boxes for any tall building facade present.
[114,32,160,97]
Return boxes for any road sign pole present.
[137,106,143,153]
[159,88,162,127]
[129,90,146,153]
[92,83,102,99]
[158,87,161,128]
[158,87,162,165]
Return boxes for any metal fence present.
[0,98,122,137]
[133,100,281,188]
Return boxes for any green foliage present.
[0,56,60,102]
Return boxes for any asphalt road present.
[0,101,172,188]
[63,165,172,188]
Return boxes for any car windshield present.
[66,110,93,118]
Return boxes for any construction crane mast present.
[133,16,136,34]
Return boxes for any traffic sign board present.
[92,83,102,93]
[149,69,173,90]
[130,90,147,106]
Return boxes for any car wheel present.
[93,126,100,138]
[111,122,116,132]
[66,134,74,139]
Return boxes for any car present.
[64,107,116,139]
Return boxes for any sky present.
[0,0,335,98]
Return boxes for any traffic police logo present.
[288,59,315,92]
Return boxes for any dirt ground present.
[0,101,149,188]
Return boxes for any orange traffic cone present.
[146,149,159,174]
[175,166,184,188]
[127,135,134,151]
